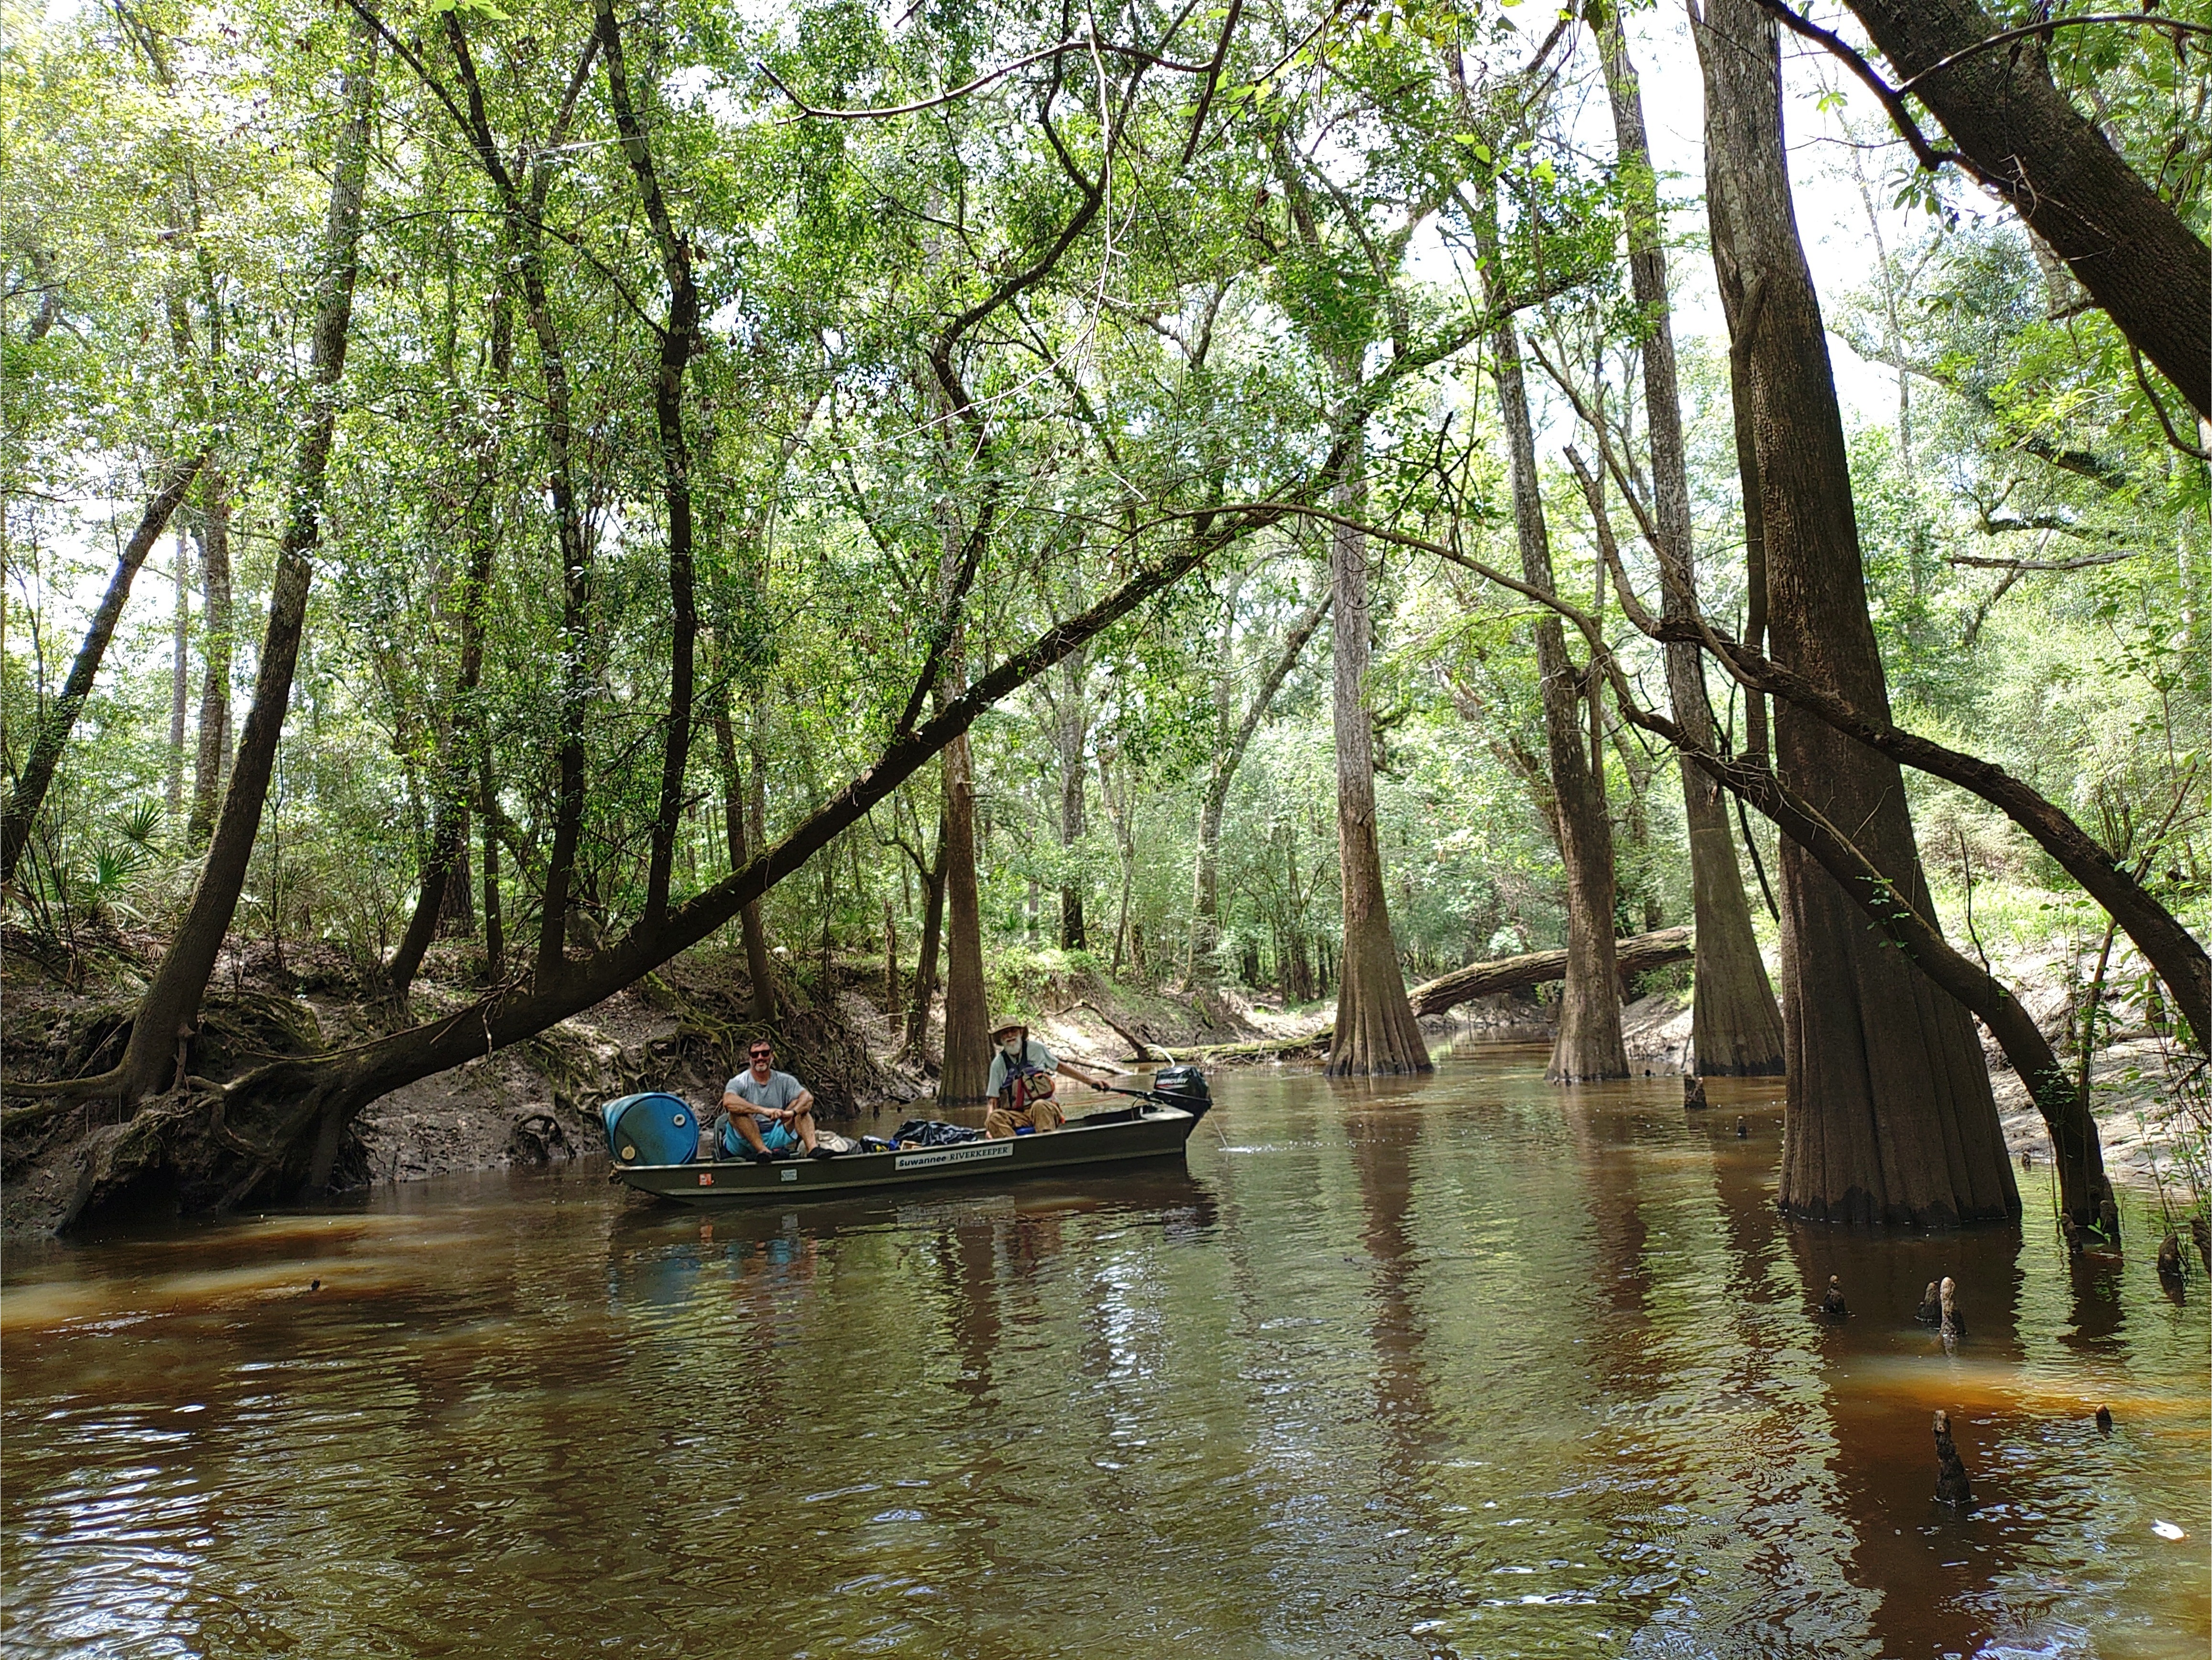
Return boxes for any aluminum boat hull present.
[610,1105,1202,1206]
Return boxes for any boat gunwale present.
[610,1104,1200,1205]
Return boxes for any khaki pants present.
[984,1096,1065,1138]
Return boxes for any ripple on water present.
[3,1055,2207,1660]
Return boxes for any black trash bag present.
[891,1119,985,1148]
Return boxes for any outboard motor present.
[1150,1064,1212,1121]
[601,1092,700,1167]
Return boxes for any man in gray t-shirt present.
[719,1038,828,1160]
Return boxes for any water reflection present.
[4,1051,2206,1659]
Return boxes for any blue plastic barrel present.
[601,1092,699,1167]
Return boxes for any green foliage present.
[2,0,2201,1045]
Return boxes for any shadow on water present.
[3,1047,2205,1659]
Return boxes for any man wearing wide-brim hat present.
[985,1019,1114,1139]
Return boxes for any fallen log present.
[1407,928,1691,1017]
[1153,929,1696,1064]
[1161,1030,1335,1063]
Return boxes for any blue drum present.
[600,1092,699,1167]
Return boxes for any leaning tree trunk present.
[1325,438,1430,1078]
[107,19,376,1107]
[1836,0,2209,419]
[1698,0,2015,1225]
[186,471,231,846]
[1481,212,1627,1083]
[1,453,202,884]
[1596,8,1784,1076]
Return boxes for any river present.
[4,1045,2206,1658]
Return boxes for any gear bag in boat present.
[602,1092,699,1167]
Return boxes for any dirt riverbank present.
[4,931,2199,1232]
[0,935,1291,1233]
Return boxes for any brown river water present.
[4,1044,2207,1658]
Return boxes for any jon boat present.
[601,1066,1213,1208]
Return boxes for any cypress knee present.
[1932,1410,1973,1507]
[2157,1231,2184,1287]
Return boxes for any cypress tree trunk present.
[743,716,775,1023]
[1697,0,2016,1224]
[712,688,777,1027]
[479,749,503,983]
[1325,448,1431,1077]
[600,0,701,930]
[167,524,189,815]
[940,726,991,1101]
[1054,649,1087,950]
[438,823,473,935]
[187,475,232,847]
[109,18,376,1105]
[1481,210,1628,1084]
[1595,8,1784,1076]
[906,808,947,1052]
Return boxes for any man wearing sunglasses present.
[718,1041,832,1162]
